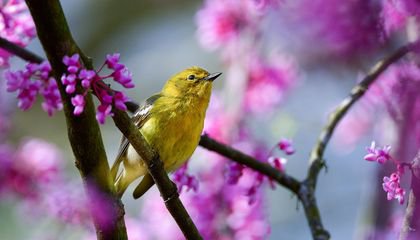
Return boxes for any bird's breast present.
[140,105,205,172]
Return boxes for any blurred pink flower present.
[0,0,36,67]
[336,61,420,150]
[381,0,420,35]
[280,0,382,58]
[41,183,91,226]
[172,162,199,193]
[244,53,296,114]
[364,141,392,164]
[0,138,63,199]
[196,0,252,50]
[381,0,409,35]
[277,138,295,155]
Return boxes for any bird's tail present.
[133,173,155,199]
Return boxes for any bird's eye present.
[187,74,195,80]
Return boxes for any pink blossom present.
[5,61,62,115]
[244,53,296,114]
[79,69,96,89]
[112,68,134,88]
[277,138,295,155]
[105,53,124,71]
[172,163,199,193]
[0,138,63,199]
[96,104,113,124]
[0,0,36,67]
[382,172,406,204]
[114,91,128,111]
[41,183,91,225]
[61,73,77,94]
[61,53,134,124]
[280,0,383,58]
[268,156,287,172]
[225,162,244,184]
[71,94,86,116]
[381,0,420,35]
[196,0,252,50]
[381,0,408,35]
[63,53,81,69]
[40,79,63,116]
[364,141,392,164]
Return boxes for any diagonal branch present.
[0,37,43,63]
[306,44,413,188]
[199,134,301,193]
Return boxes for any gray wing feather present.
[110,94,161,182]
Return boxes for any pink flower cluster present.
[277,138,295,155]
[244,54,296,114]
[279,0,382,58]
[0,138,62,199]
[224,137,293,203]
[5,61,62,116]
[364,141,406,204]
[364,141,392,164]
[196,0,252,50]
[195,0,278,51]
[381,0,420,35]
[382,172,406,204]
[61,53,134,124]
[172,162,199,193]
[0,137,118,231]
[0,0,36,67]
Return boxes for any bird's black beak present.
[203,72,222,82]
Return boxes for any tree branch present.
[23,1,127,239]
[199,134,330,240]
[400,151,420,240]
[306,44,412,188]
[199,134,301,193]
[0,36,43,63]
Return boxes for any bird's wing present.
[110,94,162,182]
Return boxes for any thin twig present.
[0,37,43,63]
[199,134,301,193]
[307,44,412,188]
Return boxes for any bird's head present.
[162,66,221,99]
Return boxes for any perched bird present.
[111,66,221,199]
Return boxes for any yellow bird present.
[111,66,221,199]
